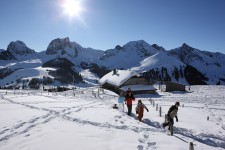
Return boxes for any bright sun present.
[62,0,83,18]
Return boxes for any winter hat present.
[175,102,180,106]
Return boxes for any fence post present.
[207,116,209,120]
[156,104,158,111]
[153,101,155,107]
[159,107,162,117]
[189,142,194,150]
[98,88,99,97]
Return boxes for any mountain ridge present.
[0,37,224,87]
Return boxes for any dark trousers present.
[163,117,174,130]
[127,104,132,116]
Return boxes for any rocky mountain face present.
[151,44,166,51]
[0,50,16,60]
[0,41,35,60]
[46,38,73,55]
[7,41,35,55]
[0,37,224,87]
[46,37,104,65]
[42,58,83,84]
[168,43,225,84]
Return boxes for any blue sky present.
[0,0,225,53]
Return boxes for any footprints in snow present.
[0,99,101,143]
[114,114,157,150]
[114,115,125,125]
[137,124,156,150]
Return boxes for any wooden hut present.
[166,81,185,92]
[99,70,156,95]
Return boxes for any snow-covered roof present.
[120,85,156,91]
[99,70,140,86]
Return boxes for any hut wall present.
[132,90,156,95]
[122,77,150,86]
[101,83,121,95]
[166,81,185,92]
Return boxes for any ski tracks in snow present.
[0,94,103,143]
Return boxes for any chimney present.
[113,69,117,75]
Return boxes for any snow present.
[95,40,158,69]
[0,85,225,150]
[131,52,186,72]
[99,70,140,86]
[79,69,99,86]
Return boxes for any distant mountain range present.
[0,37,224,88]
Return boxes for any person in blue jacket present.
[118,91,125,112]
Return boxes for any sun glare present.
[62,0,83,18]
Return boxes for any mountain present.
[151,44,166,51]
[0,38,225,88]
[93,40,159,69]
[131,52,188,84]
[168,43,225,84]
[46,37,104,66]
[0,37,104,87]
[0,50,16,60]
[42,58,83,84]
[7,40,35,55]
[0,41,35,60]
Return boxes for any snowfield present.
[0,85,225,150]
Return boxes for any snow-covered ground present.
[0,85,225,150]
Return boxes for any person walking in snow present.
[126,87,131,93]
[118,91,125,112]
[136,100,149,122]
[162,102,180,130]
[125,90,135,116]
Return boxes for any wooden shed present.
[99,70,156,95]
[166,81,185,92]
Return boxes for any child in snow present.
[118,91,125,112]
[136,100,149,122]
[125,90,135,116]
[162,102,180,130]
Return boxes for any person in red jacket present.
[125,90,135,116]
[136,100,149,122]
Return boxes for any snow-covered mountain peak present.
[6,40,35,55]
[123,40,148,47]
[169,43,200,63]
[95,40,159,69]
[132,52,186,72]
[46,37,73,55]
[45,37,104,66]
[151,44,166,51]
[123,40,155,50]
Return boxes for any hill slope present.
[0,85,225,149]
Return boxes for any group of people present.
[118,88,149,121]
[118,88,180,129]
